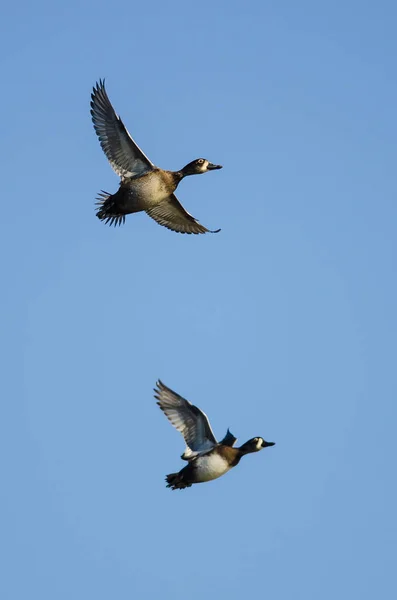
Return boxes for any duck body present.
[166,445,240,490]
[97,169,181,225]
[154,380,275,490]
[91,80,222,234]
[121,169,180,210]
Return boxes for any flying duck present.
[154,380,275,490]
[90,80,222,234]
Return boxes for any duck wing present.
[91,79,154,179]
[146,194,221,235]
[219,428,237,447]
[155,380,218,457]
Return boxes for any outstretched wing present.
[146,194,221,235]
[154,380,218,457]
[91,79,154,179]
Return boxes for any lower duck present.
[154,380,275,490]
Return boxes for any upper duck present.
[90,80,222,234]
[154,380,275,490]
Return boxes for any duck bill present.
[262,440,275,448]
[207,163,223,170]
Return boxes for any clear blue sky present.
[1,1,396,598]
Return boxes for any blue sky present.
[1,1,396,598]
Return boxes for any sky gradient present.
[1,1,397,599]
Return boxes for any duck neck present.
[173,170,185,183]
[237,443,255,456]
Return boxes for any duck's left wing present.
[219,428,237,447]
[146,194,221,235]
[91,79,154,179]
[154,380,218,455]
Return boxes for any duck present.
[90,80,222,234]
[154,380,275,490]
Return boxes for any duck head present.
[239,437,275,454]
[180,158,222,176]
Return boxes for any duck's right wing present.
[146,194,221,235]
[91,79,154,179]
[154,380,218,457]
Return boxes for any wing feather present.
[154,380,218,455]
[147,194,221,235]
[91,79,154,179]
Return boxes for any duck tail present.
[165,472,192,490]
[95,191,126,227]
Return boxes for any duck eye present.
[253,437,258,443]
[197,159,204,164]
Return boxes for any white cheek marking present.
[256,438,263,450]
